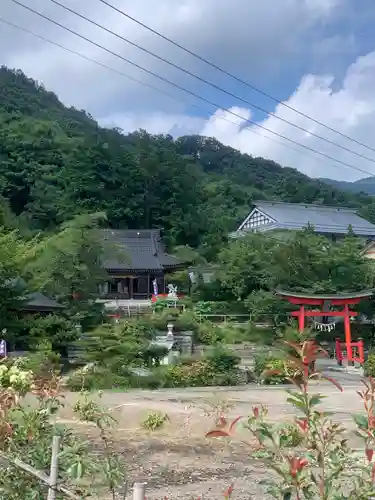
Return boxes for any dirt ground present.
[56,367,365,499]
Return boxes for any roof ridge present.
[253,200,357,212]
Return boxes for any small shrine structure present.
[275,289,373,365]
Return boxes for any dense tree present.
[214,229,375,316]
[0,228,36,345]
[0,67,373,254]
[215,233,276,300]
[273,229,374,293]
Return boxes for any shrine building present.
[231,201,375,241]
[98,229,186,300]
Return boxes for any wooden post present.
[47,435,61,500]
[133,482,146,500]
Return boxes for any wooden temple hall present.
[98,229,185,300]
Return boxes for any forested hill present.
[0,66,374,255]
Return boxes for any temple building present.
[98,229,186,300]
[231,200,375,241]
[22,292,64,314]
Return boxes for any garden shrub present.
[242,322,276,345]
[262,358,289,385]
[164,360,216,387]
[67,366,129,391]
[195,321,223,344]
[141,411,169,431]
[128,371,163,390]
[253,350,291,384]
[15,341,61,378]
[205,345,239,372]
[0,363,126,499]
[364,353,375,377]
[164,347,240,388]
[28,314,78,356]
[206,340,375,499]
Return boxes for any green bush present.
[151,299,170,313]
[205,345,239,372]
[253,351,269,378]
[67,366,129,391]
[195,322,223,344]
[278,422,304,448]
[67,363,166,391]
[253,351,289,385]
[145,310,197,333]
[164,347,240,388]
[164,360,216,387]
[28,315,78,355]
[128,372,163,389]
[364,353,375,377]
[262,358,289,385]
[242,323,276,345]
[14,341,61,377]
[141,411,169,431]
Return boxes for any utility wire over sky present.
[44,0,375,166]
[0,16,352,177]
[97,0,375,156]
[6,0,375,178]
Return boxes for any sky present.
[2,0,375,181]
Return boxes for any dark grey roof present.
[23,292,64,311]
[101,229,185,271]
[240,201,375,236]
[276,288,373,300]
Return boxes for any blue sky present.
[2,0,375,181]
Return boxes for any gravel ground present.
[57,363,366,499]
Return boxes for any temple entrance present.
[275,289,372,366]
[98,274,166,300]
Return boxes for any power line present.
[98,0,375,156]
[44,0,375,166]
[0,16,352,176]
[8,0,375,177]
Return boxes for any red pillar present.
[335,338,343,366]
[343,304,352,362]
[298,305,305,333]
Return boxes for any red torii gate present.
[275,289,372,364]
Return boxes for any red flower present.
[252,406,260,418]
[296,418,308,433]
[223,483,234,498]
[288,456,308,478]
[366,448,374,462]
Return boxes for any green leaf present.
[309,394,325,406]
[352,413,369,429]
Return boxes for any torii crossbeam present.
[275,289,372,363]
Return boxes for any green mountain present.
[0,66,374,256]
[320,176,375,195]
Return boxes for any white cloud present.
[104,50,375,182]
[99,111,205,136]
[2,0,375,183]
[204,51,375,182]
[1,0,340,115]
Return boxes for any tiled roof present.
[275,288,374,300]
[23,292,64,311]
[101,229,185,271]
[239,201,375,236]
